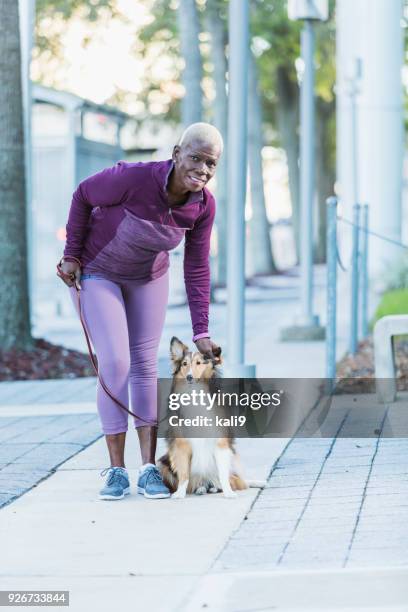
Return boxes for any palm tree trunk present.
[177,0,203,126]
[205,0,228,285]
[276,65,300,262]
[315,97,336,263]
[0,0,33,349]
[247,53,277,276]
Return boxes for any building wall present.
[336,0,404,279]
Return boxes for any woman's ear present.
[172,145,180,163]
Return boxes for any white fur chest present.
[188,438,218,478]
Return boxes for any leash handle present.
[56,259,153,424]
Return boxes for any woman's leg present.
[69,279,131,466]
[105,432,127,468]
[122,272,169,463]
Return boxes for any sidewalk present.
[0,435,286,611]
[1,267,407,611]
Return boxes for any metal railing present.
[326,196,408,381]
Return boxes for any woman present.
[58,122,223,500]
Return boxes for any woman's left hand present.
[194,338,221,362]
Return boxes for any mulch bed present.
[336,336,408,393]
[2,336,408,385]
[0,338,96,382]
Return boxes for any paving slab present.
[183,568,408,611]
[0,414,102,509]
[211,393,408,578]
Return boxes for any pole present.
[226,0,255,378]
[349,203,361,354]
[299,20,317,326]
[326,197,338,381]
[360,203,369,338]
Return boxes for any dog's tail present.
[246,479,267,488]
[229,475,267,490]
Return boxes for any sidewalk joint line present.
[0,432,103,510]
[342,407,389,568]
[207,438,294,573]
[277,410,351,566]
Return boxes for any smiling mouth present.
[188,176,205,185]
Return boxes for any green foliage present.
[35,0,120,57]
[36,0,118,21]
[135,0,180,121]
[373,289,408,326]
[137,0,177,44]
[33,0,337,137]
[252,0,335,135]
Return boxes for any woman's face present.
[172,138,221,193]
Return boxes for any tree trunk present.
[205,0,228,285]
[247,53,277,276]
[276,65,300,262]
[315,97,336,263]
[177,0,203,126]
[0,0,33,350]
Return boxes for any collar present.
[155,159,204,205]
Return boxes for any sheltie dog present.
[157,337,263,499]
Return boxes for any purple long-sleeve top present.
[63,159,216,338]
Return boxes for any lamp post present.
[225,0,255,378]
[281,0,328,342]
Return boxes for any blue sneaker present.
[137,464,170,499]
[99,467,130,500]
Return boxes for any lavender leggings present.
[69,272,169,434]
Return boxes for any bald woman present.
[58,122,223,500]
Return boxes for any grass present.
[372,288,408,328]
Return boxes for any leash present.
[56,257,153,424]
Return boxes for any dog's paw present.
[195,486,207,495]
[223,490,237,499]
[208,486,219,494]
[171,490,186,499]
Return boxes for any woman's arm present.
[63,161,131,259]
[183,192,216,341]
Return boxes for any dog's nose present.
[186,374,193,382]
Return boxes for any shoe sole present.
[99,487,130,501]
[137,486,170,499]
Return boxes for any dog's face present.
[170,337,222,383]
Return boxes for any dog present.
[157,337,264,499]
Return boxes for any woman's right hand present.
[58,260,82,289]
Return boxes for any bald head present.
[178,122,224,154]
[169,123,223,196]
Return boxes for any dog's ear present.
[213,346,222,361]
[170,336,189,362]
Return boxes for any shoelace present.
[145,466,163,484]
[100,467,127,486]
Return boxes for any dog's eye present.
[182,361,187,366]
[196,360,201,365]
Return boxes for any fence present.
[326,196,408,382]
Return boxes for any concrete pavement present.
[0,434,286,611]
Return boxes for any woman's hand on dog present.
[194,338,221,363]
